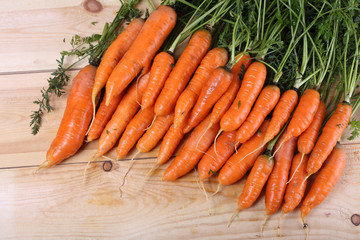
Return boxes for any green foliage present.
[347,118,360,141]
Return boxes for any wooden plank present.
[0,0,153,74]
[0,145,359,239]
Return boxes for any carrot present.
[174,47,229,128]
[105,5,177,105]
[87,91,124,142]
[301,146,346,222]
[116,107,155,159]
[236,85,280,143]
[307,102,352,176]
[163,115,220,181]
[231,53,251,76]
[157,121,186,166]
[141,51,174,109]
[154,29,212,116]
[209,72,241,126]
[136,112,174,153]
[263,89,298,143]
[228,152,274,227]
[184,66,233,133]
[198,130,237,180]
[220,62,267,132]
[91,18,144,107]
[281,89,320,144]
[39,65,97,168]
[281,153,309,214]
[264,132,297,218]
[218,120,270,186]
[95,73,150,157]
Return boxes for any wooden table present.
[1,1,359,239]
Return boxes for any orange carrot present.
[220,62,267,132]
[136,112,174,153]
[301,146,346,221]
[265,133,297,216]
[198,130,237,180]
[87,91,124,142]
[173,47,229,127]
[231,53,251,76]
[105,5,177,105]
[116,107,155,159]
[297,101,326,155]
[96,73,150,157]
[154,29,212,116]
[41,65,97,168]
[184,67,233,133]
[307,102,351,176]
[281,89,320,144]
[236,85,280,143]
[263,89,298,143]
[209,72,241,126]
[91,18,144,105]
[157,121,186,166]
[281,153,309,214]
[141,51,174,109]
[218,120,269,186]
[163,116,220,181]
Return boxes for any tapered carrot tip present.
[162,169,177,181]
[33,160,49,174]
[227,209,240,228]
[260,214,269,237]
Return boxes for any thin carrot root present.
[234,142,239,154]
[82,155,98,184]
[119,151,139,198]
[277,212,284,237]
[301,174,311,188]
[227,209,240,228]
[146,163,160,177]
[211,182,222,196]
[213,129,223,156]
[145,115,157,131]
[85,96,97,138]
[271,140,284,158]
[102,155,116,161]
[259,214,269,237]
[237,142,266,164]
[287,153,304,184]
[33,160,49,174]
[196,125,211,152]
[303,220,309,240]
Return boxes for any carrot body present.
[157,121,186,165]
[238,154,274,210]
[91,18,144,103]
[265,133,297,216]
[220,62,267,132]
[263,89,298,143]
[231,53,252,76]
[141,51,174,109]
[307,102,352,176]
[105,6,177,105]
[116,107,155,159]
[163,116,220,181]
[301,146,346,220]
[236,85,280,143]
[297,101,326,154]
[155,29,212,116]
[174,47,229,128]
[136,112,174,153]
[184,67,233,133]
[282,153,308,213]
[197,130,237,180]
[96,73,150,157]
[87,92,123,142]
[218,120,270,186]
[46,65,97,167]
[209,73,241,126]
[282,89,320,143]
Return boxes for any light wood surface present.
[0,1,359,239]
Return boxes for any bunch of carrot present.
[36,0,360,238]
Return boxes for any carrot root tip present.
[227,209,240,228]
[260,215,269,237]
[33,160,49,174]
[211,182,222,196]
